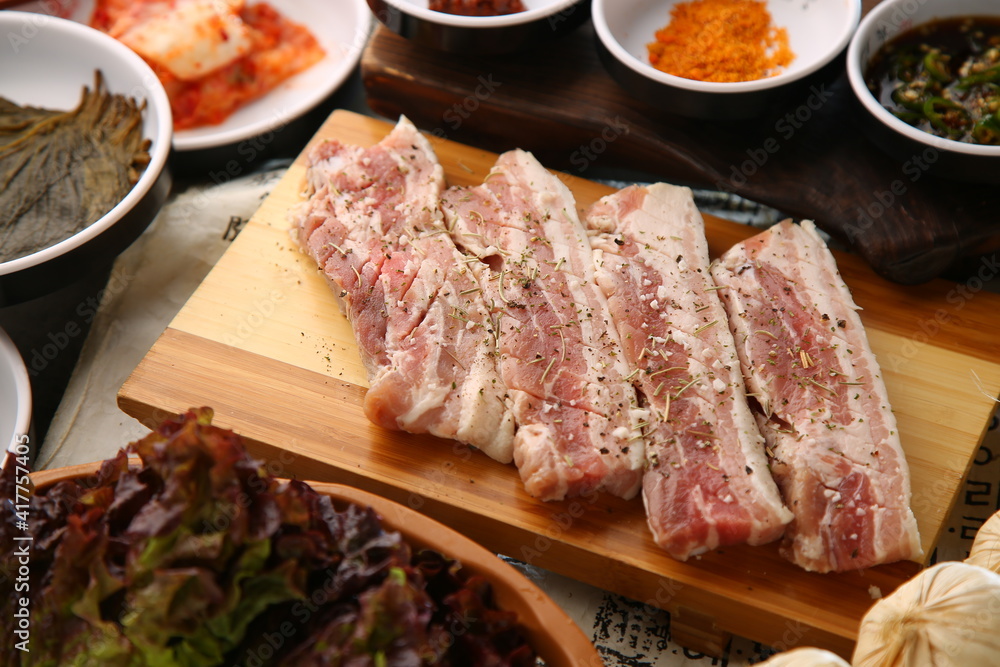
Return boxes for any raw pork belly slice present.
[291,117,515,463]
[441,150,644,501]
[711,220,922,572]
[587,184,792,560]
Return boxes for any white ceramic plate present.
[18,0,373,151]
[0,326,31,471]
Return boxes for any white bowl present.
[0,327,31,471]
[846,0,1000,182]
[0,12,172,304]
[368,0,590,54]
[593,0,861,119]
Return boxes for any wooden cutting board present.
[119,110,1000,659]
[361,24,1000,286]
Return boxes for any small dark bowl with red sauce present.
[847,0,1000,183]
[366,0,590,55]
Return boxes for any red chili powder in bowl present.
[647,0,795,83]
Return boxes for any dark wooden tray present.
[360,23,1000,285]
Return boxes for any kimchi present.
[91,0,325,129]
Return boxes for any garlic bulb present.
[966,510,1000,574]
[853,561,1000,666]
[757,647,851,666]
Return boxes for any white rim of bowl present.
[0,327,31,466]
[592,0,862,94]
[378,0,584,27]
[0,12,173,278]
[846,3,1000,157]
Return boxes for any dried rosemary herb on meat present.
[0,71,151,263]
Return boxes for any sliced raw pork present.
[711,220,922,572]
[587,184,792,560]
[441,150,645,501]
[291,117,515,463]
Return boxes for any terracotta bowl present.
[30,461,602,667]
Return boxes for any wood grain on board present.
[119,110,1000,659]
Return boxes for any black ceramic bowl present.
[366,0,591,55]
[846,0,1000,183]
[0,12,172,306]
[592,0,861,120]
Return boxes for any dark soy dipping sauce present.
[865,17,1000,145]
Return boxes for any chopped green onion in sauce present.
[865,17,1000,145]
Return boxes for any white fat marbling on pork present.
[440,150,644,501]
[711,220,921,573]
[586,183,792,561]
[289,117,515,463]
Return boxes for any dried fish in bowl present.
[0,71,151,263]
